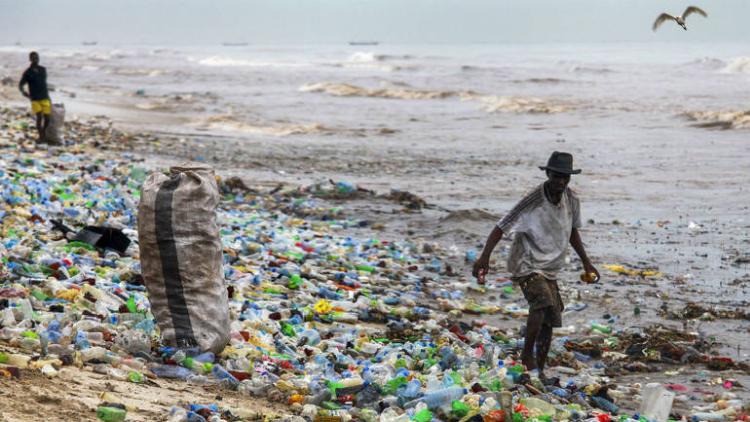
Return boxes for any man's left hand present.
[583,262,600,283]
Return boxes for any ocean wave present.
[195,115,332,136]
[512,77,569,84]
[346,52,414,63]
[300,82,473,100]
[683,110,750,129]
[720,57,750,74]
[107,67,166,77]
[196,56,307,68]
[474,95,573,114]
[301,82,571,113]
[568,65,614,74]
[683,57,725,70]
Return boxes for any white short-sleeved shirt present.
[496,183,581,279]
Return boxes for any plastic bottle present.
[297,328,321,346]
[399,379,422,401]
[590,322,612,334]
[405,386,467,410]
[332,377,365,396]
[413,408,433,422]
[523,397,556,418]
[690,413,725,421]
[80,346,108,362]
[96,406,127,422]
[591,396,619,414]
[2,353,30,368]
[211,364,239,388]
[151,364,193,379]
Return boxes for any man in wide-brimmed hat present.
[473,151,599,378]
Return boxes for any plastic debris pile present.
[1,107,748,422]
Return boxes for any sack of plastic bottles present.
[138,163,230,354]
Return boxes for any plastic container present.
[639,383,675,422]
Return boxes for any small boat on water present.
[82,41,98,46]
[222,42,249,47]
[349,41,379,46]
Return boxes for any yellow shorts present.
[31,99,51,115]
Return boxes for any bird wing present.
[652,13,675,31]
[683,6,708,19]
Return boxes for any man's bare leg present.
[522,309,545,370]
[42,114,50,142]
[35,113,45,143]
[535,322,554,377]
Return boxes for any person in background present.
[472,151,599,379]
[19,51,52,143]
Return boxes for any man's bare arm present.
[18,76,29,98]
[472,226,504,283]
[570,227,600,281]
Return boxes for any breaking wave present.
[682,57,725,70]
[683,110,750,130]
[346,52,414,63]
[196,56,307,68]
[301,82,573,114]
[195,115,331,136]
[474,95,574,114]
[300,82,474,100]
[720,57,750,74]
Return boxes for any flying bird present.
[653,6,708,31]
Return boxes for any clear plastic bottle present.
[211,364,239,388]
[151,364,193,379]
[404,386,467,410]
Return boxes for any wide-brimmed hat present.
[539,151,581,175]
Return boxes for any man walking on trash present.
[18,51,52,143]
[473,151,599,378]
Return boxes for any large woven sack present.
[44,103,65,145]
[137,163,229,354]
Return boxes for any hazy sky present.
[1,0,748,44]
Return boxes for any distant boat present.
[349,41,379,46]
[82,41,98,46]
[222,42,249,47]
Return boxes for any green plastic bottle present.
[126,295,138,313]
[127,371,143,383]
[288,274,302,289]
[590,322,612,334]
[451,401,469,418]
[413,408,433,422]
[355,264,375,273]
[96,406,126,422]
[280,322,296,337]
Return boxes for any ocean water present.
[3,42,750,135]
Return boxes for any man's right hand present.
[472,257,490,284]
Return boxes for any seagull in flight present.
[653,6,708,31]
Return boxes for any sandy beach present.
[1,43,749,421]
